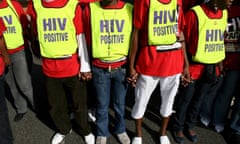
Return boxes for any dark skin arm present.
[179,31,191,87]
[127,26,139,87]
[0,36,10,66]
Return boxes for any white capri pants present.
[131,73,181,119]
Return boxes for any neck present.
[101,0,118,7]
[44,0,55,2]
[206,1,219,12]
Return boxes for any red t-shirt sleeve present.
[133,0,147,29]
[83,5,91,47]
[74,4,84,34]
[184,10,198,56]
[0,18,6,36]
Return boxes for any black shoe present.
[14,112,27,122]
[173,131,185,144]
[185,129,198,143]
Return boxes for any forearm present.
[77,33,91,72]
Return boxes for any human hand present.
[79,72,92,81]
[127,68,138,87]
[181,66,191,87]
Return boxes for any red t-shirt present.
[28,0,84,78]
[223,5,240,70]
[83,0,130,69]
[0,0,28,54]
[184,4,224,79]
[134,0,185,77]
[0,18,6,75]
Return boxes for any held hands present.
[181,66,192,87]
[78,72,92,81]
[127,68,139,87]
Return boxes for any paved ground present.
[6,59,229,144]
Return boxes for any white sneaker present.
[131,137,142,144]
[84,133,95,144]
[160,136,170,144]
[88,109,96,123]
[215,125,224,133]
[96,136,107,144]
[200,117,210,127]
[117,132,130,144]
[51,133,65,144]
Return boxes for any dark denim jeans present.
[0,75,13,144]
[231,96,240,134]
[199,75,224,125]
[173,79,213,131]
[92,65,128,136]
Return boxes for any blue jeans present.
[0,75,13,144]
[173,79,214,131]
[5,50,34,113]
[92,65,128,136]
[212,70,240,126]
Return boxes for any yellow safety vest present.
[192,6,227,64]
[148,0,178,46]
[0,0,24,49]
[32,0,78,58]
[90,2,133,61]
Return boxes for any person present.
[0,17,13,144]
[83,0,133,143]
[127,0,190,143]
[28,0,95,144]
[0,0,35,122]
[199,0,240,133]
[172,0,232,143]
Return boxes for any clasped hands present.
[78,72,92,81]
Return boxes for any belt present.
[103,65,122,72]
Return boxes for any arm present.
[0,37,10,66]
[179,32,191,86]
[127,26,139,87]
[75,4,92,81]
[77,33,92,81]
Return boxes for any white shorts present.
[131,73,181,118]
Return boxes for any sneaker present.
[96,136,107,144]
[51,133,65,144]
[131,137,142,144]
[117,132,130,144]
[84,133,95,144]
[215,125,224,133]
[88,109,96,123]
[14,112,27,122]
[160,136,170,144]
[200,117,210,127]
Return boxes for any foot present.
[117,132,130,144]
[173,131,185,144]
[14,112,27,122]
[131,137,142,144]
[215,125,224,133]
[96,136,107,144]
[160,136,170,144]
[84,133,95,144]
[186,129,197,143]
[51,132,65,144]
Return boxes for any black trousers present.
[45,75,91,135]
